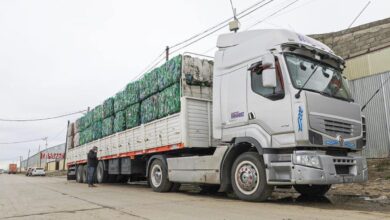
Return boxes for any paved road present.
[0,175,389,220]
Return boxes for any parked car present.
[31,168,46,176]
[0,169,4,174]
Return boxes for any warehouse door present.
[55,161,59,170]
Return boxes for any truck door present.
[247,55,293,138]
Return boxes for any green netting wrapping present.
[140,94,159,124]
[158,83,181,118]
[158,55,182,90]
[114,91,126,113]
[113,111,126,133]
[125,81,139,106]
[102,116,114,137]
[125,103,140,129]
[84,111,93,128]
[139,69,159,100]
[80,127,93,145]
[92,121,102,140]
[93,105,103,122]
[103,97,114,118]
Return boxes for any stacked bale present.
[72,55,212,146]
[140,94,159,124]
[103,98,114,118]
[114,110,126,133]
[102,116,114,137]
[158,55,182,90]
[139,69,159,100]
[158,83,180,118]
[125,103,140,129]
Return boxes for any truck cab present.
[211,29,367,200]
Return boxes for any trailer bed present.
[67,97,213,165]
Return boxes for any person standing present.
[87,146,98,187]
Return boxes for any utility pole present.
[63,121,70,171]
[19,156,22,173]
[26,149,30,170]
[165,46,169,61]
[44,137,48,170]
[38,144,41,168]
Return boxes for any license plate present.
[343,176,354,183]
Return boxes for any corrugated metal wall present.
[349,71,390,158]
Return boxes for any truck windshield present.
[285,53,352,101]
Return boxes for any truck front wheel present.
[231,152,273,202]
[294,185,331,197]
[149,159,172,192]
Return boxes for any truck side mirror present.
[262,54,277,88]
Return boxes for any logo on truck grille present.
[337,135,344,146]
[298,106,303,132]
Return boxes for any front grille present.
[309,114,360,138]
[324,119,353,136]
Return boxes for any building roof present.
[310,17,390,59]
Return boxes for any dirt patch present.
[330,158,390,198]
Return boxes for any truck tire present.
[294,185,331,197]
[231,152,273,202]
[82,165,88,184]
[76,166,84,183]
[148,159,172,192]
[96,161,109,183]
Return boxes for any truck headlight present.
[295,154,322,169]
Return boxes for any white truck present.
[66,29,367,202]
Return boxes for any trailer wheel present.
[82,165,88,184]
[76,165,84,183]
[149,159,172,192]
[294,185,331,197]
[96,161,108,183]
[231,152,273,202]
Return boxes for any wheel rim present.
[234,160,260,195]
[151,164,163,187]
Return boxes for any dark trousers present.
[87,166,96,185]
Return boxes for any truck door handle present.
[248,112,256,120]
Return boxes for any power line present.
[348,1,371,29]
[169,0,272,50]
[169,0,275,55]
[131,49,166,81]
[0,138,45,145]
[331,0,371,49]
[133,0,276,80]
[246,0,300,30]
[0,109,87,122]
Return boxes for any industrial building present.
[311,17,390,158]
[21,143,66,171]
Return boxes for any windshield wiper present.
[295,65,319,98]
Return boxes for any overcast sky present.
[0,0,389,169]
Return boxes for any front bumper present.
[266,152,368,185]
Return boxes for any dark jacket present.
[87,150,98,168]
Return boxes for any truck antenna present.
[361,76,390,111]
[228,0,240,33]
